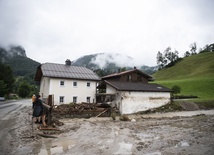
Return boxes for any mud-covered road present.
[0,99,214,155]
[0,99,32,155]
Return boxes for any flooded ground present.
[1,100,214,155]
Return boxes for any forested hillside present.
[0,45,40,98]
[0,45,40,76]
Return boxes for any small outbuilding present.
[97,68,172,114]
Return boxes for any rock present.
[179,102,199,111]
[131,119,136,122]
[120,115,131,121]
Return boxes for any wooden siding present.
[119,72,148,83]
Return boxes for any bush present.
[171,85,181,95]
[18,81,31,98]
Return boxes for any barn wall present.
[117,91,171,114]
[106,85,117,94]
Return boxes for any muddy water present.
[140,109,214,118]
[113,141,133,155]
[32,137,76,155]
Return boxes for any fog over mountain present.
[0,44,157,76]
[0,45,40,76]
[90,53,135,69]
[72,53,157,75]
[73,53,142,69]
[0,45,26,61]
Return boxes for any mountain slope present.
[72,53,157,75]
[153,52,214,80]
[153,52,214,100]
[0,45,40,76]
[72,53,101,69]
[8,56,40,76]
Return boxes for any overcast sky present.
[0,0,214,66]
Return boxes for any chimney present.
[65,59,71,65]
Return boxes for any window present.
[59,96,64,103]
[73,81,77,87]
[87,82,91,87]
[73,96,77,103]
[86,97,90,103]
[127,75,132,81]
[60,81,64,86]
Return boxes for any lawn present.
[153,77,214,101]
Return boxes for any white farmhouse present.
[35,60,101,105]
[97,68,172,114]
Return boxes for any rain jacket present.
[33,99,43,117]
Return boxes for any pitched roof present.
[102,69,153,80]
[105,80,172,92]
[35,63,101,81]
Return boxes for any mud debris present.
[53,102,112,118]
[1,100,214,155]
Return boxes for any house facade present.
[97,68,172,114]
[35,60,101,105]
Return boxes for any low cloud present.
[90,53,135,68]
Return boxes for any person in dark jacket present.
[33,95,43,123]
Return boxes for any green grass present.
[154,77,214,100]
[152,52,214,101]
[153,52,214,80]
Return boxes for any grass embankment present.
[152,52,214,101]
[155,77,214,100]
